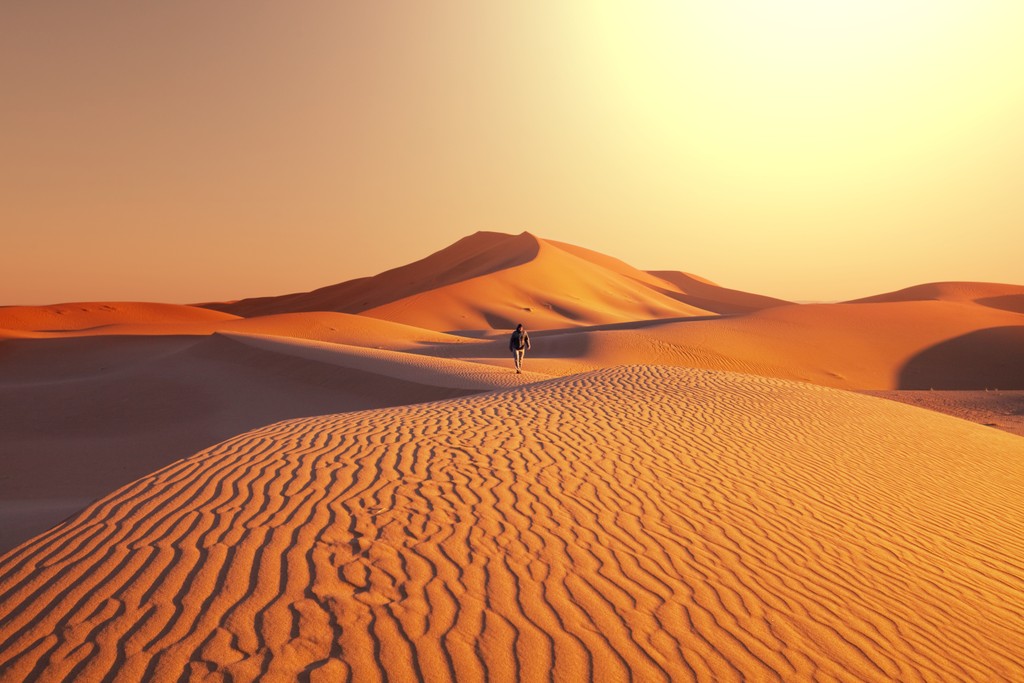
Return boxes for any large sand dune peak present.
[200,232,787,330]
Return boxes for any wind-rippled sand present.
[1,366,1022,681]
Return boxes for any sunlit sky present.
[3,1,1023,305]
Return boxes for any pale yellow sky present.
[3,1,1022,305]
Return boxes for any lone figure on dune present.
[510,323,531,374]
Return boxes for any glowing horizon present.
[3,1,1022,306]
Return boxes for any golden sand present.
[1,368,1021,680]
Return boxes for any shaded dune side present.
[0,334,477,554]
[899,325,1024,389]
[647,270,791,314]
[2,368,1022,681]
[361,236,713,332]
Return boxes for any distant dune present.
[1,368,1021,680]
[621,299,1024,390]
[847,280,1024,311]
[200,231,784,330]
[0,302,238,337]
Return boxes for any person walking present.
[509,323,531,374]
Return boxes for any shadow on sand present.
[898,326,1024,389]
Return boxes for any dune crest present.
[1,367,1021,681]
[201,232,721,330]
[847,280,1024,307]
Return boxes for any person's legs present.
[514,349,524,373]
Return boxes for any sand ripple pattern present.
[1,367,1023,681]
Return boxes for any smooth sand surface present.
[4,309,477,347]
[1,367,1021,681]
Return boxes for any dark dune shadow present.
[899,326,1024,389]
[976,294,1024,314]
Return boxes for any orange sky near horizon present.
[3,1,1023,306]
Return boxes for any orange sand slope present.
[0,302,238,338]
[2,307,477,348]
[2,367,1021,681]
[201,232,785,330]
[848,281,1024,312]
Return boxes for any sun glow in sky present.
[3,1,1023,304]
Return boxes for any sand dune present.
[3,254,1021,560]
[0,309,529,553]
[540,240,790,314]
[641,300,1024,389]
[0,302,238,337]
[203,232,717,330]
[201,231,536,318]
[1,367,1021,681]
[848,280,1024,310]
[2,308,476,349]
[414,298,1024,390]
[0,333,476,553]
[220,312,478,350]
